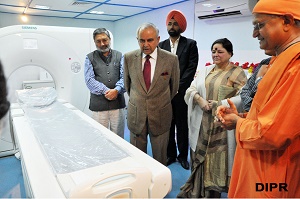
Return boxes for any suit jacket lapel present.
[135,51,148,92]
[176,37,186,59]
[163,40,171,52]
[150,48,164,92]
[164,39,171,52]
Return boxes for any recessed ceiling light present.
[34,5,50,9]
[89,11,104,15]
[202,3,216,7]
[21,14,28,22]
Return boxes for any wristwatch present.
[255,76,263,84]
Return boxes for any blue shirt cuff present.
[114,86,121,93]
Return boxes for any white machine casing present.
[12,100,172,198]
[0,25,93,112]
[195,0,251,20]
[0,25,94,157]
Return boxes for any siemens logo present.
[22,26,37,30]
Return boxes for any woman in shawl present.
[178,38,246,198]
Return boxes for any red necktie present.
[143,55,151,91]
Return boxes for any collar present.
[143,47,158,60]
[169,36,180,45]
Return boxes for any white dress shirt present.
[142,47,158,83]
[170,36,180,55]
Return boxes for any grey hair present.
[93,28,110,40]
[136,22,159,38]
[270,14,300,28]
[259,14,300,30]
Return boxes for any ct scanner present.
[0,25,172,198]
[0,25,94,157]
[0,25,93,112]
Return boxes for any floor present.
[0,155,25,198]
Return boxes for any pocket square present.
[161,72,168,80]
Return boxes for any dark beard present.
[168,29,180,37]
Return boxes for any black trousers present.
[167,93,189,160]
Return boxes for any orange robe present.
[229,43,300,198]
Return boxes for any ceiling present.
[0,0,191,22]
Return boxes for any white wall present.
[0,1,269,68]
[194,15,267,69]
[0,12,114,31]
[113,1,195,55]
[0,1,271,71]
[113,0,269,70]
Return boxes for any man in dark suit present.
[159,10,199,169]
[124,22,180,166]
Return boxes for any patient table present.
[11,88,171,198]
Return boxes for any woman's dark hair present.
[0,61,10,119]
[211,38,234,56]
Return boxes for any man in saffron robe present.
[215,0,300,197]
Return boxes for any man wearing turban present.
[215,0,300,197]
[159,10,199,170]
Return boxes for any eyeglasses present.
[253,18,274,31]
